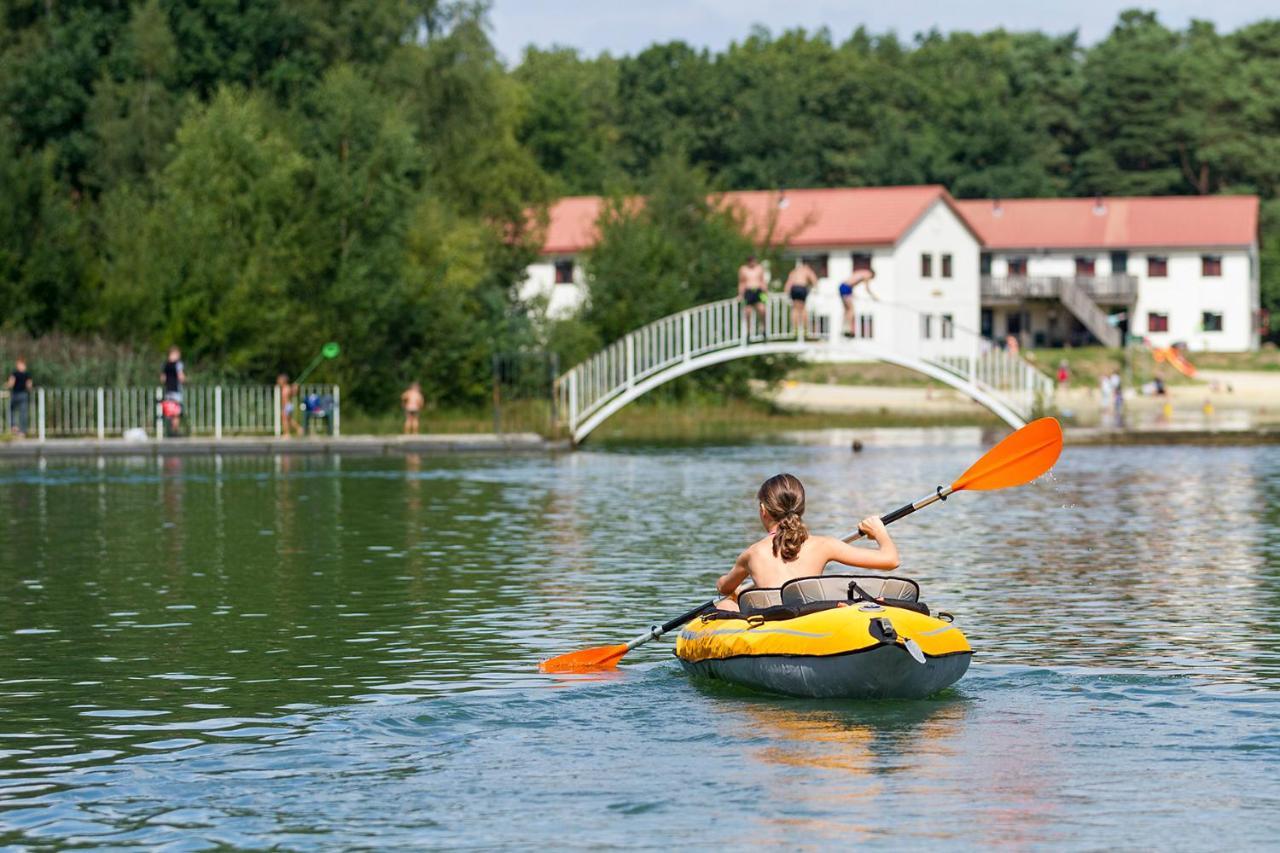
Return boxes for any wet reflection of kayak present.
[675,575,972,699]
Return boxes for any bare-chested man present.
[839,268,877,337]
[737,255,768,335]
[785,260,819,338]
[401,382,424,435]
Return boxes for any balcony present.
[981,274,1138,304]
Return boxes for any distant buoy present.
[851,440,864,453]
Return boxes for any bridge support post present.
[568,371,578,436]
[626,336,634,389]
[682,312,691,362]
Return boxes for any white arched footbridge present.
[555,297,1054,444]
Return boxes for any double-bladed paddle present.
[539,416,1064,673]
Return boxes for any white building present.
[956,195,1261,352]
[524,188,1262,354]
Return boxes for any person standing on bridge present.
[839,268,876,338]
[738,255,768,337]
[785,260,818,338]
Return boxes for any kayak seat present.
[781,574,920,606]
[737,588,783,615]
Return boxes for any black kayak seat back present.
[737,574,921,616]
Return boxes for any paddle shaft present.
[619,599,718,652]
[841,484,955,543]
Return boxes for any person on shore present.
[401,382,424,435]
[1056,359,1070,390]
[785,261,818,338]
[277,374,302,437]
[738,255,768,336]
[6,358,33,437]
[839,268,876,338]
[160,347,185,436]
[1108,369,1124,427]
[712,473,899,612]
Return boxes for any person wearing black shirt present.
[160,347,186,436]
[6,358,33,437]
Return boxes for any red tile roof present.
[542,189,1260,255]
[541,186,960,255]
[954,195,1259,250]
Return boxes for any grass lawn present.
[1025,345,1280,390]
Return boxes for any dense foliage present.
[2,5,1278,412]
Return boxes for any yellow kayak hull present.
[674,604,972,699]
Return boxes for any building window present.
[941,314,954,339]
[1007,256,1028,277]
[1111,251,1128,274]
[801,254,829,279]
[1075,256,1096,277]
[941,254,953,278]
[859,314,874,338]
[1202,255,1222,277]
[851,252,872,271]
[921,314,933,339]
[1148,256,1168,277]
[1147,312,1169,333]
[980,253,992,275]
[554,259,574,284]
[921,253,933,278]
[981,308,993,337]
[1202,311,1223,332]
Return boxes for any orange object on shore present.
[1151,345,1196,377]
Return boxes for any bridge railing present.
[556,294,1054,440]
[559,297,819,429]
[0,384,340,440]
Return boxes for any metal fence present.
[0,384,340,440]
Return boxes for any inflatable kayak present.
[674,574,971,699]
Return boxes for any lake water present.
[2,433,1279,849]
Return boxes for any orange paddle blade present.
[539,644,629,673]
[951,417,1063,492]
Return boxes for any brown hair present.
[758,473,808,562]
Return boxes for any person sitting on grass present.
[712,473,899,612]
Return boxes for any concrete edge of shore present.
[0,426,1278,459]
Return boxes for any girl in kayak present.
[713,473,898,611]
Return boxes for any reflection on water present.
[1,439,1279,847]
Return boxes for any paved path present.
[0,433,563,459]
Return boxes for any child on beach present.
[713,473,899,611]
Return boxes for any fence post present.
[272,384,280,437]
[96,387,105,440]
[155,387,163,440]
[215,386,223,440]
[37,388,45,442]
[332,385,340,436]
[547,352,559,435]
[492,354,502,434]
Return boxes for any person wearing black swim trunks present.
[738,255,768,335]
[839,268,877,337]
[785,261,818,338]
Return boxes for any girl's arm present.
[716,550,751,597]
[819,517,899,571]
